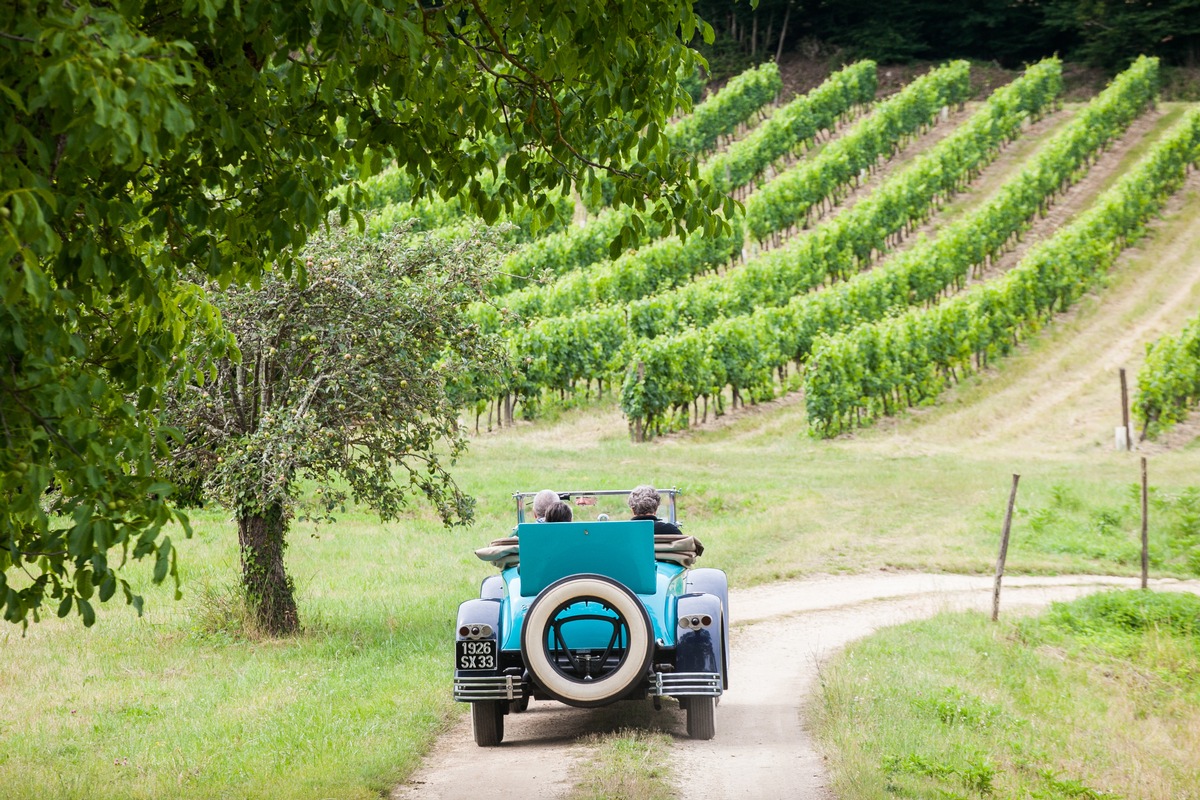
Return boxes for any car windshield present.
[513,488,680,525]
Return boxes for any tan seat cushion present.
[474,534,704,570]
[474,537,520,570]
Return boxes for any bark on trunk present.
[238,502,299,635]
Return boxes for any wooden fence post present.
[633,362,645,443]
[1120,368,1132,451]
[993,474,1021,622]
[1141,456,1149,589]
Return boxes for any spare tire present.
[520,574,654,708]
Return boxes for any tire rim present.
[521,575,653,707]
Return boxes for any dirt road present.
[392,573,1200,800]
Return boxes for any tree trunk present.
[776,2,791,62]
[238,502,299,635]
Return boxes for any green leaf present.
[78,598,96,627]
[75,569,94,601]
[152,537,171,583]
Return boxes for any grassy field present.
[5,93,1200,797]
[813,591,1200,799]
[4,394,1197,798]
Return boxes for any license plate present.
[456,639,497,671]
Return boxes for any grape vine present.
[621,56,1159,435]
[743,60,973,243]
[506,58,1060,399]
[1134,308,1200,438]
[702,60,878,197]
[805,83,1194,437]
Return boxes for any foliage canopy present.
[161,223,506,633]
[0,0,730,627]
[694,0,1200,70]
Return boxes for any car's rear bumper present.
[650,671,722,697]
[454,673,524,702]
[454,669,723,702]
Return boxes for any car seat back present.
[516,520,656,597]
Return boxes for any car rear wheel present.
[520,574,654,708]
[685,696,715,740]
[471,700,504,746]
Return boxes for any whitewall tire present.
[520,574,654,708]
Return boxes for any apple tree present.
[160,224,504,633]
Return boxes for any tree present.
[779,0,1056,66]
[1041,0,1200,69]
[161,224,504,634]
[1,0,732,628]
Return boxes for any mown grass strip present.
[814,590,1200,799]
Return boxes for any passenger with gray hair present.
[531,489,560,523]
[627,484,684,537]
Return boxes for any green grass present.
[813,590,1200,799]
[0,508,477,800]
[4,411,1196,798]
[569,724,676,800]
[1007,482,1200,575]
[9,400,1200,800]
[4,399,1198,798]
[6,97,1200,797]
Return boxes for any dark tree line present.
[698,0,1200,69]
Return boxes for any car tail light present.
[678,614,712,631]
[458,623,494,640]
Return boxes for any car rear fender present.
[456,598,501,645]
[683,568,730,688]
[480,575,503,600]
[675,593,724,677]
[684,568,728,613]
[454,598,521,704]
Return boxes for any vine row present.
[492,62,863,296]
[620,56,1160,435]
[364,180,575,243]
[504,58,1061,398]
[476,222,743,332]
[488,60,973,333]
[627,58,1063,339]
[339,64,778,252]
[806,79,1193,437]
[1134,308,1200,438]
[702,60,878,196]
[743,60,973,244]
[668,61,784,157]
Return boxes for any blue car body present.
[453,491,728,745]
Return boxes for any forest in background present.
[695,0,1200,78]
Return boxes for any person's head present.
[628,485,661,517]
[532,489,559,521]
[543,501,573,523]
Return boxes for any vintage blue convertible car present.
[453,488,729,746]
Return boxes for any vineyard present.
[12,20,1200,800]
[370,56,1200,445]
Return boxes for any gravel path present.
[393,573,1200,799]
